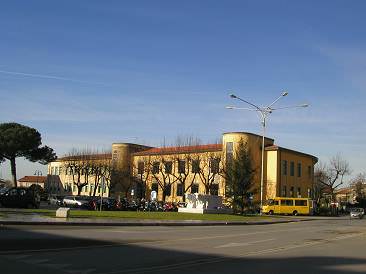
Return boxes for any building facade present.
[47,132,318,202]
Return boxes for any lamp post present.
[226,92,308,214]
[34,170,42,188]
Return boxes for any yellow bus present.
[262,197,313,216]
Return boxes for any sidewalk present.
[0,209,316,226]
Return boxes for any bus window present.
[295,200,307,206]
[281,199,294,206]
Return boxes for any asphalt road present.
[0,217,365,274]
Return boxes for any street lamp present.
[227,91,308,214]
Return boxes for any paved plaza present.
[1,217,365,274]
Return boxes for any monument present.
[178,193,232,214]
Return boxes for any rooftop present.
[133,144,222,156]
[265,145,318,162]
[18,176,47,183]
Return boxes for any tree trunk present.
[162,190,166,202]
[77,186,82,195]
[205,185,210,194]
[10,157,17,188]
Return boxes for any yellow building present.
[47,132,317,203]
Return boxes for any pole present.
[260,115,266,215]
[100,179,104,211]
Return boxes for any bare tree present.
[63,149,95,196]
[151,156,178,202]
[171,137,201,201]
[313,169,327,203]
[315,154,351,202]
[133,156,152,199]
[198,152,222,195]
[350,172,366,199]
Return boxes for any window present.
[85,185,88,193]
[73,185,76,192]
[308,166,312,178]
[164,185,171,196]
[210,158,220,174]
[297,163,302,177]
[295,200,307,206]
[59,167,62,175]
[290,186,294,197]
[165,161,173,174]
[137,162,144,174]
[290,161,295,176]
[281,199,294,206]
[98,185,101,193]
[90,184,94,194]
[151,183,159,193]
[210,184,219,195]
[19,189,27,196]
[192,160,200,173]
[191,184,199,194]
[152,162,160,174]
[178,160,185,173]
[282,186,287,197]
[282,160,288,175]
[176,184,184,196]
[226,142,233,162]
[55,167,59,175]
[112,150,118,160]
[51,167,55,175]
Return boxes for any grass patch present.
[2,208,280,221]
[68,210,271,221]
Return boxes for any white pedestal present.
[56,207,70,218]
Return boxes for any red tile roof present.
[335,187,352,195]
[133,144,223,156]
[58,153,112,161]
[18,176,47,183]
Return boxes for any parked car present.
[0,187,9,196]
[0,187,40,209]
[48,195,63,206]
[350,208,364,219]
[62,196,89,207]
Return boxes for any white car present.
[350,208,364,219]
[62,196,88,207]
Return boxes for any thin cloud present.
[0,69,109,86]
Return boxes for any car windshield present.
[351,208,363,212]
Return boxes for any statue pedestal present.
[178,193,232,214]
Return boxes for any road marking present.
[0,227,311,255]
[67,268,96,274]
[214,238,275,248]
[98,231,366,274]
[23,258,50,264]
[42,263,72,270]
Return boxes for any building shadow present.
[0,225,365,274]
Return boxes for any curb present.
[0,218,314,227]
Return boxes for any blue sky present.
[0,1,365,182]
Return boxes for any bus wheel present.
[293,210,298,216]
[269,210,274,215]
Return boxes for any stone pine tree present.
[0,123,57,187]
[223,139,256,214]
